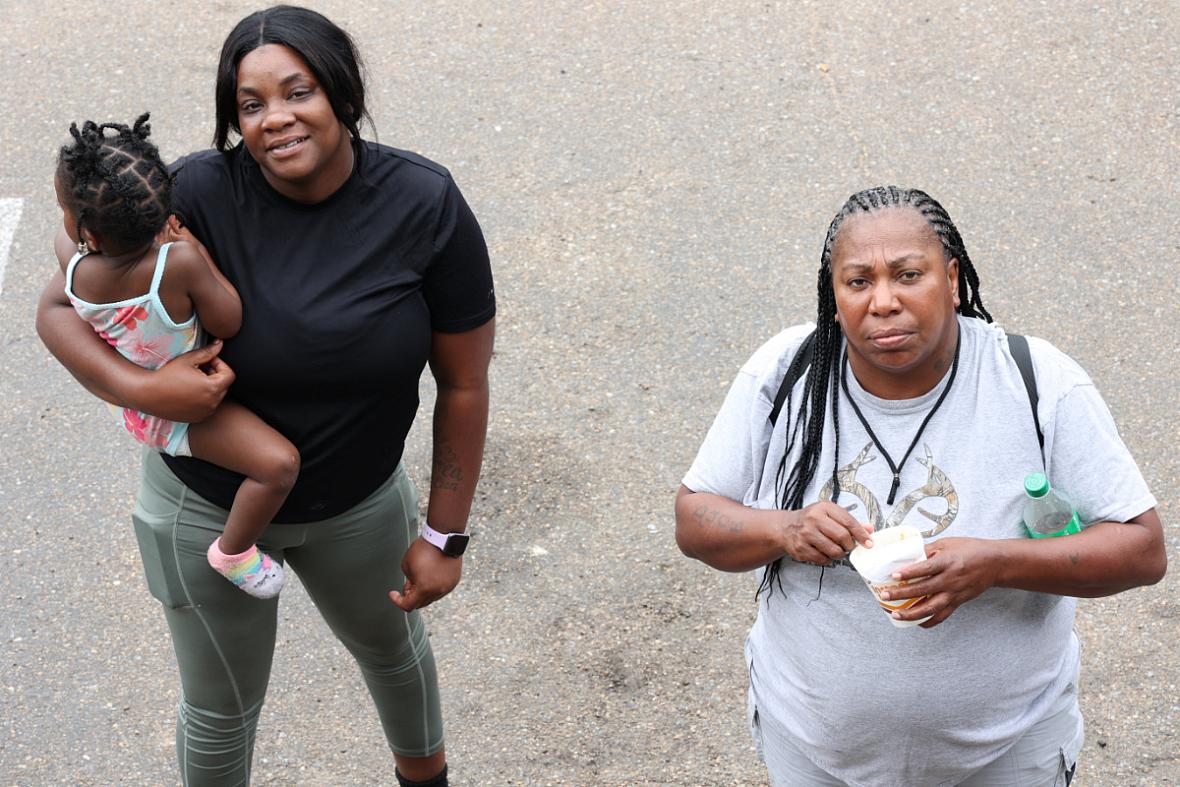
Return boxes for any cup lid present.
[849,525,924,574]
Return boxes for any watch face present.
[442,532,470,557]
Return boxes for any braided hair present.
[56,113,172,253]
[758,186,992,599]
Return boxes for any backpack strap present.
[1007,333,1045,461]
[768,331,816,427]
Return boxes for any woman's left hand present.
[882,537,1004,628]
[389,539,463,611]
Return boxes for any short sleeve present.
[682,325,814,505]
[1043,382,1157,525]
[423,175,496,333]
[682,369,763,503]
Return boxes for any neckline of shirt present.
[840,316,968,417]
[236,138,364,211]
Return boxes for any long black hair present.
[213,5,372,151]
[56,113,172,253]
[758,186,992,599]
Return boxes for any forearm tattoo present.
[691,503,744,534]
[432,442,463,492]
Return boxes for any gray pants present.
[132,450,443,786]
[752,683,1081,787]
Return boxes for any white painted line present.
[0,198,24,296]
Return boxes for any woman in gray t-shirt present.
[675,186,1165,786]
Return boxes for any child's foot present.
[207,538,284,599]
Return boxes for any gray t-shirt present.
[683,316,1156,787]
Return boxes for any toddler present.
[55,114,295,599]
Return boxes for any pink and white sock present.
[207,538,284,599]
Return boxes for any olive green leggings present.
[132,450,443,787]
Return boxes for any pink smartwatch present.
[420,522,470,557]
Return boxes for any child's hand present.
[157,215,217,271]
[155,214,188,244]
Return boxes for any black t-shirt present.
[163,140,495,522]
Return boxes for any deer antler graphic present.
[884,445,959,537]
[818,442,884,530]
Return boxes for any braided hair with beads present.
[56,113,172,254]
[758,186,992,600]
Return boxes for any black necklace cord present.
[840,331,962,505]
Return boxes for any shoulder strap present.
[768,330,816,426]
[63,249,88,294]
[1007,333,1045,459]
[148,242,173,296]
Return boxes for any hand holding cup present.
[849,526,932,628]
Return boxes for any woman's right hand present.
[780,501,874,565]
[145,340,235,423]
[37,271,234,423]
[675,488,872,573]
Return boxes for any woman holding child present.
[37,6,492,786]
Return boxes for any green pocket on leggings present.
[132,504,192,610]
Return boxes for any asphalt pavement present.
[1,2,1177,785]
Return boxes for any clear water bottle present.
[1022,472,1082,538]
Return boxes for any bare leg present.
[186,401,299,553]
[395,749,447,783]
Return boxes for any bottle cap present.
[1024,472,1049,498]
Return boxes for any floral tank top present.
[65,243,204,454]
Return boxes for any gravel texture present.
[1,2,1177,785]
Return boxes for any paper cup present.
[848,526,932,628]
